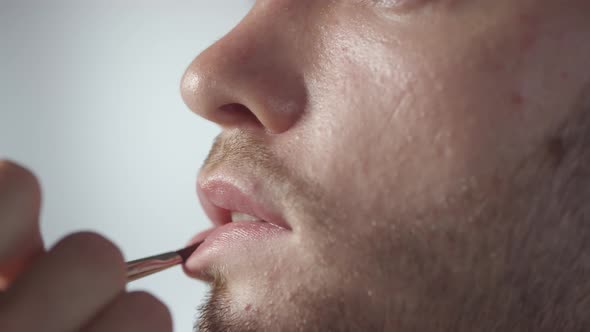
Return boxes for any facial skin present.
[181,0,590,331]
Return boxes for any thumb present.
[0,160,45,290]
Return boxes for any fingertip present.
[0,159,42,210]
[0,232,129,331]
[0,160,45,288]
[51,232,127,288]
[127,291,173,332]
[84,291,173,332]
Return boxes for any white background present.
[0,1,252,330]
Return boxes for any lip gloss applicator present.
[126,241,203,283]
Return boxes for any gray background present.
[0,1,252,330]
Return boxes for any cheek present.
[280,71,505,231]
[275,29,438,221]
[273,4,576,223]
[291,42,416,198]
[299,71,411,198]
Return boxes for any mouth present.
[183,176,291,281]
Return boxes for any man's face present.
[181,1,590,331]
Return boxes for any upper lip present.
[197,173,290,230]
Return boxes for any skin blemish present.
[518,13,538,53]
[245,304,253,311]
[510,92,525,106]
[561,72,570,80]
[490,61,505,73]
[520,32,537,52]
[546,136,566,168]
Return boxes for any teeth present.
[231,212,263,223]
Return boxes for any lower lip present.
[183,221,289,280]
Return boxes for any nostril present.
[219,103,250,115]
[218,103,263,128]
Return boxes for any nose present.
[181,5,307,134]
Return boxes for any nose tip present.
[180,68,261,129]
[180,13,307,134]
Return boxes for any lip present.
[183,176,291,280]
[197,177,289,230]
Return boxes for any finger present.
[0,232,126,332]
[0,160,45,289]
[83,291,173,332]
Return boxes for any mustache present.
[201,130,283,177]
